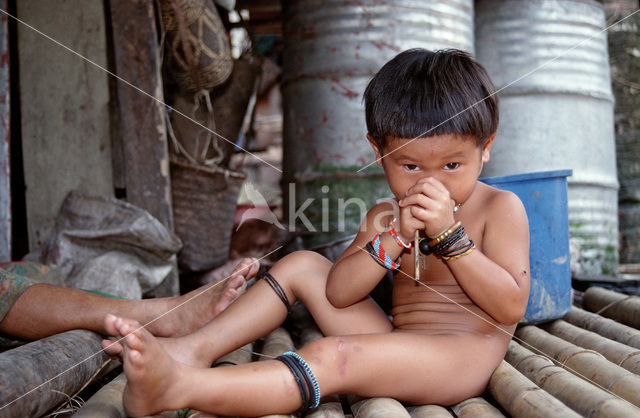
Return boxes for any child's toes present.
[116,317,143,337]
[102,338,124,357]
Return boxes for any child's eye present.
[444,162,460,170]
[404,164,420,172]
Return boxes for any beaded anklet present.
[276,352,321,410]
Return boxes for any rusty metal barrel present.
[476,0,618,275]
[281,0,473,248]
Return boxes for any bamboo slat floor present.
[67,286,640,417]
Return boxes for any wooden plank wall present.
[0,0,9,261]
[109,0,177,296]
[17,0,113,250]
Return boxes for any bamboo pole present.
[583,287,640,329]
[306,402,346,417]
[260,327,295,360]
[407,404,454,417]
[488,360,582,417]
[0,330,109,417]
[299,325,324,348]
[564,307,640,349]
[543,320,640,374]
[352,398,410,417]
[450,397,505,417]
[213,343,253,367]
[73,372,126,418]
[506,340,640,417]
[516,326,640,407]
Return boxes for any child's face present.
[369,133,495,205]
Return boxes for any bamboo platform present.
[6,286,640,417]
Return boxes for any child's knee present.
[298,336,356,392]
[272,251,332,279]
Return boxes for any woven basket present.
[165,0,233,92]
[159,0,206,31]
[170,159,245,271]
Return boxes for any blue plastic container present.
[481,170,572,324]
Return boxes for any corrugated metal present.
[0,1,10,262]
[476,0,619,275]
[281,0,473,247]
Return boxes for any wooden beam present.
[108,0,177,296]
[108,0,173,231]
[0,0,10,262]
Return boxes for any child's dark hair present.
[364,48,498,151]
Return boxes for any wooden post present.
[0,0,10,262]
[108,0,177,296]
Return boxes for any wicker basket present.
[165,0,233,92]
[170,158,245,271]
[159,0,206,31]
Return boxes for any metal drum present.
[282,0,473,247]
[610,8,640,264]
[476,0,618,275]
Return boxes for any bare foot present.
[102,258,260,364]
[151,257,259,338]
[110,316,192,416]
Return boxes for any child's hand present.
[398,177,457,238]
[396,204,426,244]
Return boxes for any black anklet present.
[276,351,321,410]
[262,272,292,311]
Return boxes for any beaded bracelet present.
[419,222,475,261]
[388,218,412,249]
[366,233,401,270]
[428,221,462,247]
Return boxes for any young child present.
[103,48,530,416]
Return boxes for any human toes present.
[234,257,260,279]
[102,338,124,357]
[104,313,121,337]
[109,317,145,346]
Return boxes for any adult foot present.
[109,316,192,416]
[150,257,260,338]
[102,258,259,362]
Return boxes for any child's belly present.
[391,276,515,339]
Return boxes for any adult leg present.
[0,258,258,340]
[103,251,393,366]
[108,317,502,417]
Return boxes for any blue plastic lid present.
[480,169,573,185]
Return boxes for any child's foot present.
[110,316,191,416]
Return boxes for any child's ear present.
[481,132,497,163]
[367,134,384,166]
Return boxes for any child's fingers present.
[398,205,426,240]
[399,192,452,216]
[405,177,449,197]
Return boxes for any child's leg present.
[110,317,502,417]
[104,251,392,366]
